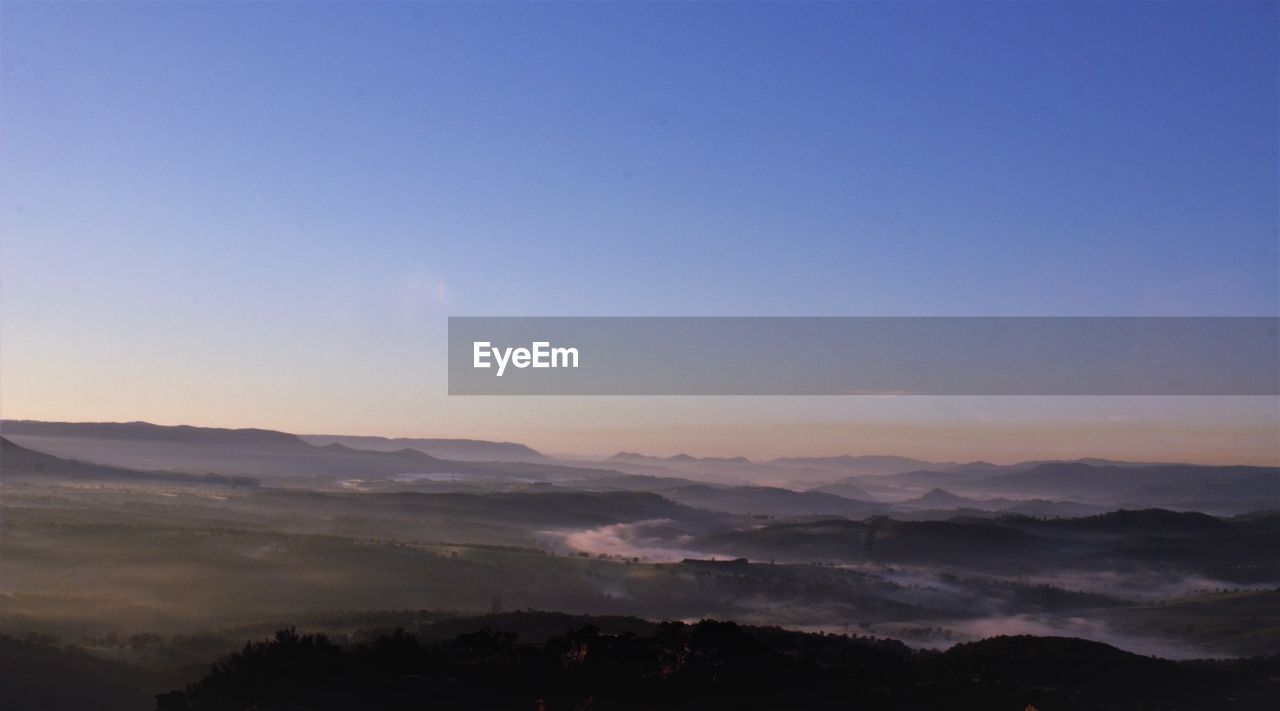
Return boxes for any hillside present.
[701,511,1280,580]
[659,483,882,518]
[0,437,259,487]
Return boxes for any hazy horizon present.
[3,412,1277,467]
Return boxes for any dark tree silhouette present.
[154,615,1280,710]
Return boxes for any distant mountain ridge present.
[610,451,941,473]
[302,434,545,462]
[2,420,545,463]
[768,454,948,474]
[2,419,303,445]
[903,488,974,507]
[7,420,1275,514]
[609,452,751,465]
[606,450,1197,480]
[0,420,614,483]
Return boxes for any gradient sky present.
[2,2,1277,463]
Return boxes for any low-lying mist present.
[2,424,1278,688]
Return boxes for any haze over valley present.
[4,418,1278,706]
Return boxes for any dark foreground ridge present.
[141,613,1279,710]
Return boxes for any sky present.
[2,2,1277,463]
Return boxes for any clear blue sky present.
[2,2,1277,461]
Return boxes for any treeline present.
[155,614,1280,710]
